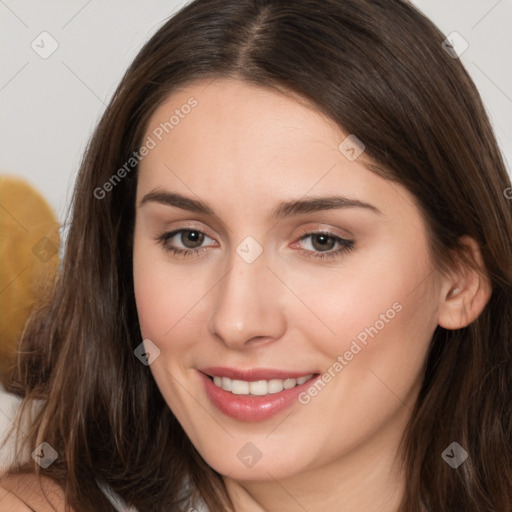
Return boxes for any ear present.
[437,235,492,330]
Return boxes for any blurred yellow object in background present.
[0,175,60,388]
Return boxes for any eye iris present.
[312,234,335,251]
[181,230,204,248]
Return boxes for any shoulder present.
[0,472,74,512]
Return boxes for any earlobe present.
[437,236,492,330]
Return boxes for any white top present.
[96,478,210,512]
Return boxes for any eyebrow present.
[139,190,382,218]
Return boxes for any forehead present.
[137,78,420,224]
[144,77,343,157]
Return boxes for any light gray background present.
[1,0,511,222]
[1,0,512,468]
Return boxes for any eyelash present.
[156,228,355,261]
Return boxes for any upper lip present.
[199,366,318,381]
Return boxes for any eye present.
[295,231,355,260]
[156,228,355,261]
[156,228,216,257]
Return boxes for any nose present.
[207,243,286,350]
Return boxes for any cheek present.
[285,239,435,357]
[133,238,219,358]
[315,267,437,416]
[133,224,196,322]
[292,281,437,463]
[133,238,189,340]
[291,242,438,428]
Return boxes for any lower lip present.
[198,371,319,422]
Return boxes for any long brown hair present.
[2,0,511,510]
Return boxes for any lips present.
[198,366,320,422]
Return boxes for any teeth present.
[222,376,232,391]
[296,375,311,385]
[211,374,314,396]
[232,380,250,394]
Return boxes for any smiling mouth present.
[206,374,318,396]
[199,369,322,421]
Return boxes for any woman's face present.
[133,78,444,482]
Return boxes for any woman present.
[1,0,511,511]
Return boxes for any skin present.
[132,78,491,512]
